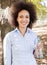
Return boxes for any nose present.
[22,17,27,21]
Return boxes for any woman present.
[3,1,41,65]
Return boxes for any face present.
[17,10,30,29]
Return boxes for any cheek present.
[28,19,30,23]
[27,19,30,26]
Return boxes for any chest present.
[11,34,35,52]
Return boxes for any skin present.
[17,10,30,36]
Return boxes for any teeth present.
[22,23,27,24]
[22,23,26,24]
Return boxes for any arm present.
[34,40,43,58]
[3,34,12,65]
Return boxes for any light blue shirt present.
[3,28,39,65]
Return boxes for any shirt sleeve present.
[34,35,40,49]
[3,33,12,65]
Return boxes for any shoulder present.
[28,28,40,45]
[4,28,17,40]
[28,28,38,38]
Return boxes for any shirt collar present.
[15,27,31,33]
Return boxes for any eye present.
[26,16,29,18]
[19,15,23,18]
[26,16,28,18]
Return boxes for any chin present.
[22,25,28,27]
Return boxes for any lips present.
[21,22,28,25]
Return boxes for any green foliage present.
[26,0,47,19]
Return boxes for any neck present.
[18,27,27,36]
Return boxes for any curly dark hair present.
[9,1,37,28]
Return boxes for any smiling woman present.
[3,1,41,65]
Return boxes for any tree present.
[26,0,47,19]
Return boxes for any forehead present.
[18,10,30,15]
